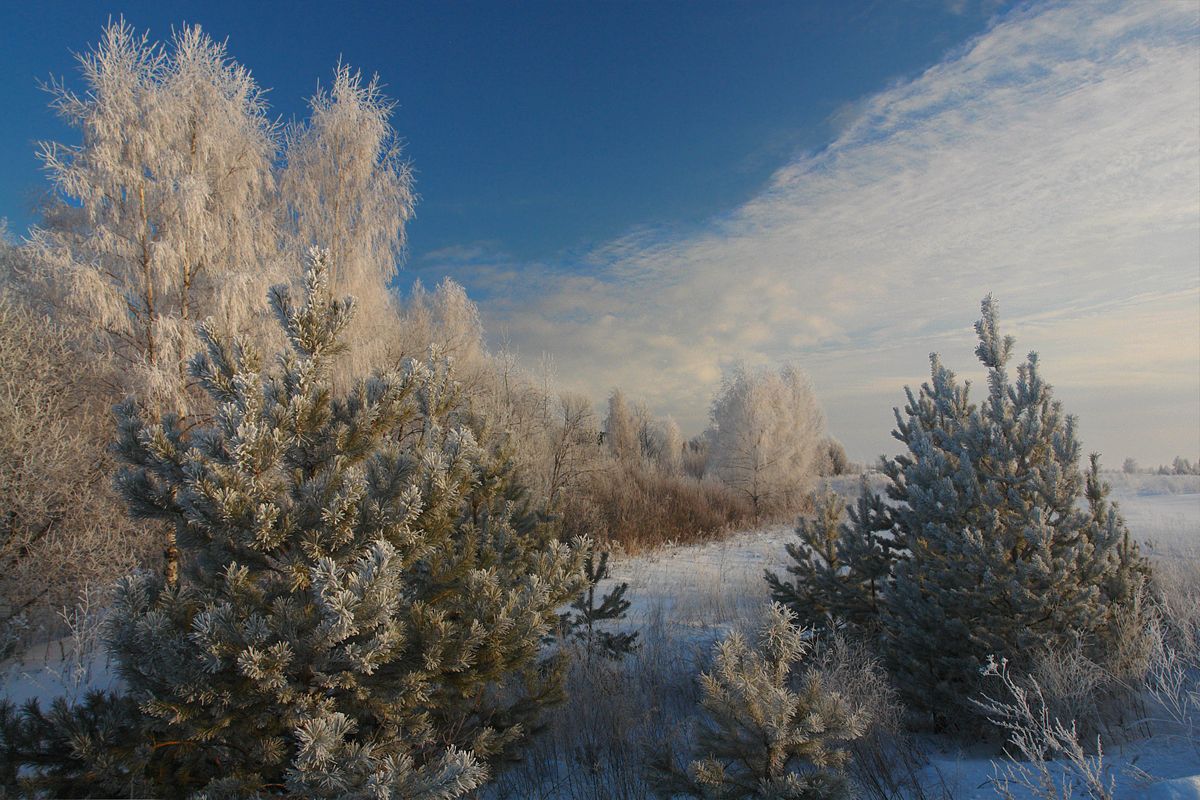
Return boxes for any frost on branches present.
[706,364,825,519]
[28,21,417,414]
[31,21,281,414]
[650,603,865,800]
[880,296,1150,725]
[95,251,584,797]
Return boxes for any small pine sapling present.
[765,479,894,636]
[834,480,895,631]
[1084,454,1153,614]
[765,488,844,635]
[650,603,865,800]
[559,547,639,661]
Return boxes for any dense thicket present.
[0,237,151,643]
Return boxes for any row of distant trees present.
[1122,456,1200,475]
[602,365,844,519]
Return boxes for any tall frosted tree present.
[92,251,583,796]
[881,296,1150,725]
[604,388,639,462]
[707,364,825,518]
[543,392,601,508]
[281,63,415,376]
[658,416,685,475]
[31,21,280,412]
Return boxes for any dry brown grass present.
[559,461,759,553]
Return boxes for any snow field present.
[489,473,1200,798]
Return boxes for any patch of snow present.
[1143,775,1200,800]
[916,735,1200,799]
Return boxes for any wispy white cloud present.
[420,0,1200,465]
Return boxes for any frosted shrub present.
[650,603,865,799]
[0,297,146,638]
[817,438,851,477]
[976,657,1116,800]
[566,461,755,551]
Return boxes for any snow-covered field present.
[4,472,1198,798]
[489,472,1200,799]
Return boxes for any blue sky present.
[2,0,1197,464]
[1,0,1011,256]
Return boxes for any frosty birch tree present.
[31,21,280,412]
[707,364,825,518]
[281,63,415,376]
[544,392,602,508]
[604,388,639,462]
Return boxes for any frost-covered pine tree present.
[881,296,1151,725]
[650,604,864,800]
[765,488,844,635]
[765,479,894,636]
[96,251,583,797]
[1083,453,1154,657]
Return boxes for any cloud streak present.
[420,0,1200,464]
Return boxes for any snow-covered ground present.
[614,473,1199,800]
[917,736,1200,800]
[4,472,1198,798]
